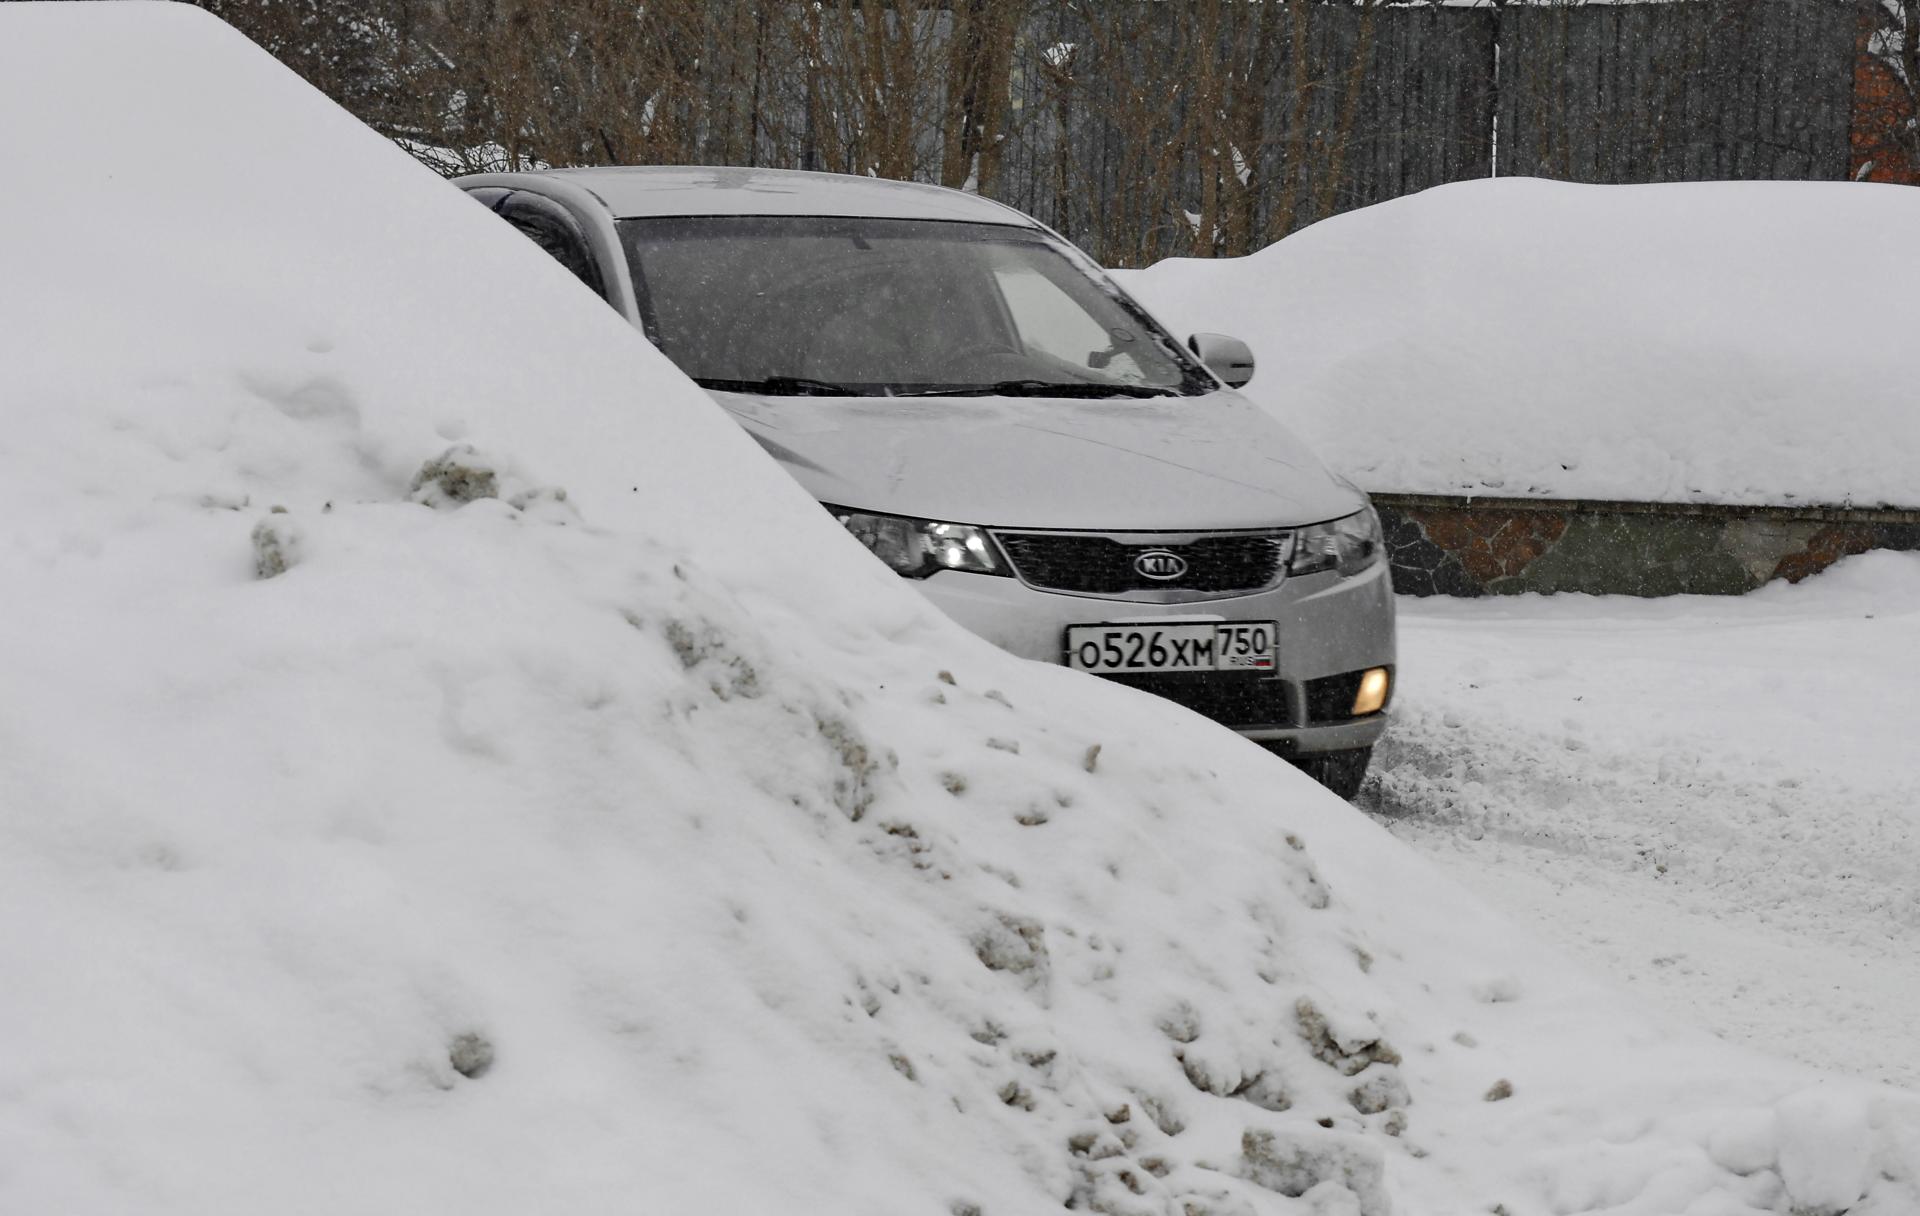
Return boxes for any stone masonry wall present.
[1376,494,1920,597]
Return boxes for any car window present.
[616,215,1210,397]
[484,190,607,300]
[991,260,1149,384]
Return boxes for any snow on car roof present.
[541,164,1036,225]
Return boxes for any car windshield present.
[617,216,1213,398]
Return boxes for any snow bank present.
[2,7,1917,1214]
[1118,178,1920,508]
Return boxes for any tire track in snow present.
[1362,670,1920,1089]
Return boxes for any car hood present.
[709,389,1363,530]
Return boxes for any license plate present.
[1066,622,1276,674]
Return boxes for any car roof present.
[534,165,1038,227]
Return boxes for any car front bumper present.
[914,557,1395,753]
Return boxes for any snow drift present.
[1118,178,1920,509]
[1,6,1916,1214]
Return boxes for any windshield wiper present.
[895,379,1181,399]
[696,375,866,397]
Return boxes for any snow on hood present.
[714,389,1362,529]
[1119,177,1920,509]
[1,6,1917,1215]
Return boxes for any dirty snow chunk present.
[448,1032,494,1079]
[1348,1066,1409,1116]
[1157,1002,1202,1044]
[1240,1128,1389,1216]
[1297,997,1401,1077]
[1177,1044,1244,1097]
[816,713,884,821]
[410,443,501,506]
[973,913,1048,984]
[409,443,573,516]
[663,617,762,701]
[249,509,300,578]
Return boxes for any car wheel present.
[1289,746,1373,801]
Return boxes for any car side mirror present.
[1188,333,1255,388]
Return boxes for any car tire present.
[1289,746,1373,801]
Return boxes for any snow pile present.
[2,7,1918,1214]
[1118,178,1920,508]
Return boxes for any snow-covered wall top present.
[1119,178,1920,509]
[4,7,1918,1213]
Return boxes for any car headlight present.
[1290,507,1384,578]
[828,506,1009,579]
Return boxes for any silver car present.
[459,167,1394,796]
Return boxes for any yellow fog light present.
[1352,667,1391,716]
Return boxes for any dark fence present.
[994,0,1859,263]
[208,0,1882,266]
[1496,3,1858,183]
[994,2,1509,262]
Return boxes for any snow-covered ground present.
[5,6,1920,1214]
[1367,551,1920,1091]
[1117,177,1920,508]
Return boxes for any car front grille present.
[1096,672,1293,729]
[993,530,1291,596]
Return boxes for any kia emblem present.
[1133,549,1188,581]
